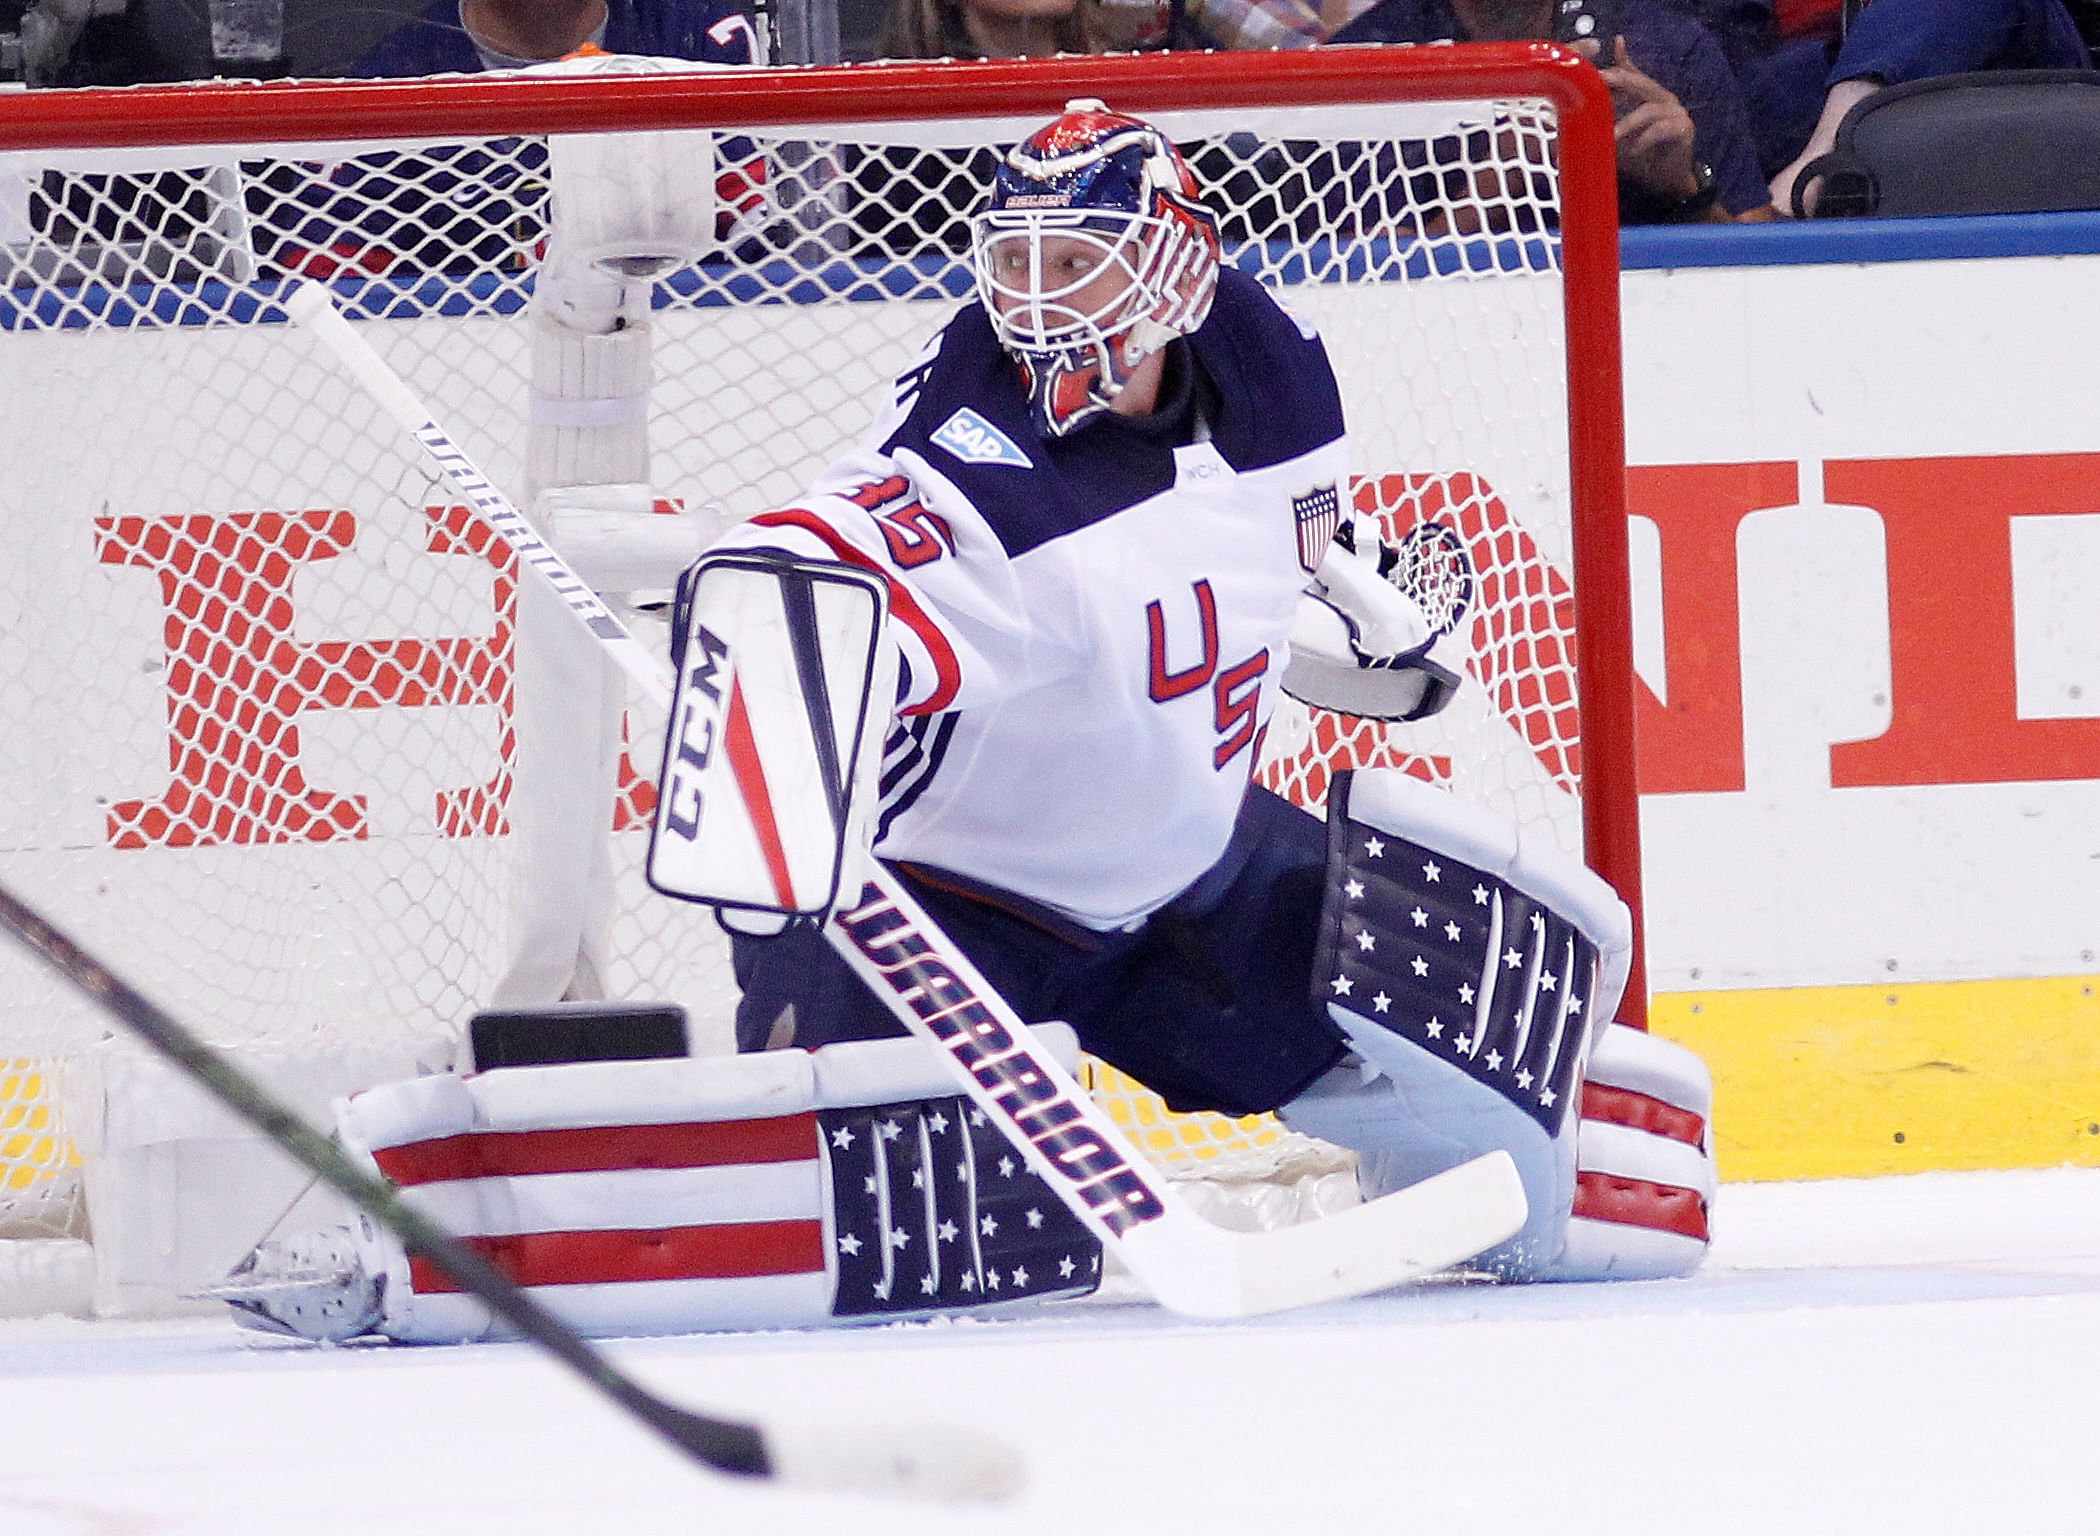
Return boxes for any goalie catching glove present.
[1280,768,1713,1281]
[1283,514,1473,723]
[218,1019,1102,1343]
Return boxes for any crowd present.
[10,0,2097,223]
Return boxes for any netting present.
[0,72,1605,1267]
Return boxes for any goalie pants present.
[731,785,1350,1118]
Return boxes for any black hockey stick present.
[0,880,1020,1504]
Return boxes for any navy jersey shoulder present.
[885,268,1342,559]
[1191,267,1345,474]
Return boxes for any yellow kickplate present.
[0,1061,79,1190]
[1654,975,2100,1181]
[1081,1057,1300,1174]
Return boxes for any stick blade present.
[763,1422,1026,1505]
[1121,1149,1528,1318]
[1240,1147,1529,1312]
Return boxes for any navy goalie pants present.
[729,785,1349,1118]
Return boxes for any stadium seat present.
[1796,68,2100,217]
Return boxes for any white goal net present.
[0,51,1634,1313]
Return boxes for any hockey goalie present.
[225,103,1714,1344]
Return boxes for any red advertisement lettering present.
[1828,453,2100,787]
[96,507,513,847]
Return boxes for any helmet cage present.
[970,109,1221,436]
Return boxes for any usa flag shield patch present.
[1293,484,1341,573]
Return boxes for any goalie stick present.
[0,881,1020,1503]
[284,279,1529,1319]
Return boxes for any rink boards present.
[1619,214,2100,1178]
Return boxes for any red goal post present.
[0,48,1639,1310]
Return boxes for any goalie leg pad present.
[1549,1022,1715,1281]
[1280,767,1639,1279]
[221,1028,1101,1343]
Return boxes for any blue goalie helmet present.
[971,100,1223,438]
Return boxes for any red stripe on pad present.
[373,1113,819,1186]
[409,1219,826,1293]
[1573,1170,1710,1243]
[1581,1082,1706,1148]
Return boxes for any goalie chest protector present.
[721,269,1349,930]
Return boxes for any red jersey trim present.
[750,507,962,715]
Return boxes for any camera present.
[1553,0,1618,46]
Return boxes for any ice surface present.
[5,1166,2099,1534]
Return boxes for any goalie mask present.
[971,100,1223,438]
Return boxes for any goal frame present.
[0,47,1648,1320]
[0,45,1644,1021]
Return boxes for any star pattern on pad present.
[1322,811,1603,1134]
[819,1093,1103,1319]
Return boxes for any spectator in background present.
[879,0,1194,54]
[1759,0,2090,213]
[868,0,1138,255]
[358,0,758,75]
[1329,0,1776,222]
[1184,0,1331,47]
[258,0,759,278]
[880,0,1105,54]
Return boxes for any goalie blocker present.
[645,549,894,922]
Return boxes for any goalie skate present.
[211,1224,384,1343]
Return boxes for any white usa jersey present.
[711,268,1348,930]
